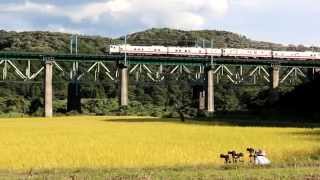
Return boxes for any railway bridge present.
[0,51,320,117]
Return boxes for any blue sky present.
[0,0,319,45]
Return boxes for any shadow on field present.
[287,130,320,162]
[289,130,320,141]
[103,117,320,128]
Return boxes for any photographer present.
[255,150,271,165]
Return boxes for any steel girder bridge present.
[1,51,320,117]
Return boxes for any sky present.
[0,0,319,45]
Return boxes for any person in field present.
[255,150,271,165]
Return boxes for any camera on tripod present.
[220,154,231,164]
[246,147,257,163]
[228,150,244,163]
[220,150,244,164]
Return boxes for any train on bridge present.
[110,45,320,60]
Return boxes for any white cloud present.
[0,0,59,15]
[66,0,131,23]
[1,0,319,45]
[0,0,230,30]
[231,0,265,8]
[65,0,230,29]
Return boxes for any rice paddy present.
[0,116,319,172]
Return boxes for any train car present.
[118,45,168,55]
[272,51,318,60]
[311,52,320,60]
[222,48,272,58]
[109,45,120,54]
[205,48,222,57]
[167,47,207,56]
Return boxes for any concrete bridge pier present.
[193,85,206,111]
[272,65,280,89]
[119,65,128,107]
[199,88,206,111]
[206,69,215,113]
[44,60,53,117]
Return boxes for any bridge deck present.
[1,51,320,67]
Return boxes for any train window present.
[175,49,178,52]
[154,49,157,51]
[185,50,188,52]
[179,50,181,52]
[158,49,161,51]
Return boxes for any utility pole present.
[70,36,73,54]
[75,35,78,55]
[70,35,79,55]
[124,35,127,66]
[211,39,214,65]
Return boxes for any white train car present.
[311,52,320,60]
[223,48,272,58]
[205,48,222,57]
[119,45,168,55]
[110,45,120,54]
[168,47,207,56]
[273,51,318,60]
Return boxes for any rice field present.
[0,116,319,172]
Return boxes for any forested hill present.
[0,28,316,53]
[0,30,110,54]
[126,28,286,50]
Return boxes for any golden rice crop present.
[0,116,318,171]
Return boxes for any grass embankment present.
[0,116,319,179]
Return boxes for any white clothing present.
[255,155,271,165]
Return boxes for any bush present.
[0,96,30,114]
[81,99,119,115]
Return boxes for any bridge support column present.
[44,61,53,117]
[193,85,206,111]
[120,65,128,107]
[272,65,280,89]
[199,88,206,111]
[207,69,215,113]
